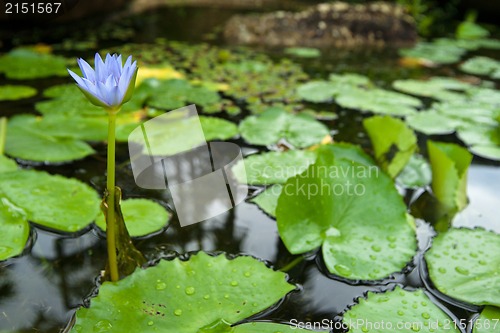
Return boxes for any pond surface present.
[0,5,499,333]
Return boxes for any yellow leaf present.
[135,66,184,86]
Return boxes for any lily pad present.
[130,114,238,157]
[469,145,500,161]
[399,42,466,65]
[0,155,17,173]
[95,199,170,237]
[363,116,417,178]
[232,150,316,185]
[0,170,100,232]
[0,198,30,261]
[5,115,95,163]
[405,111,460,135]
[335,88,421,116]
[0,48,68,79]
[343,287,461,333]
[71,252,313,333]
[460,56,500,79]
[296,81,338,103]
[284,47,321,58]
[239,108,329,148]
[296,73,372,103]
[397,155,432,189]
[456,21,490,40]
[393,77,472,102]
[0,85,37,101]
[473,306,500,333]
[427,141,472,212]
[276,145,417,280]
[250,184,282,217]
[425,228,500,307]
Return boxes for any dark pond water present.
[0,5,499,333]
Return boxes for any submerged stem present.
[279,255,305,272]
[106,110,119,282]
[0,117,7,156]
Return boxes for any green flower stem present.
[279,255,305,272]
[106,109,119,282]
[0,117,6,156]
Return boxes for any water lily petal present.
[77,58,95,82]
[117,54,123,73]
[94,53,106,83]
[121,64,138,104]
[67,69,86,87]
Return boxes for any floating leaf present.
[343,287,461,333]
[71,252,313,333]
[95,199,170,237]
[232,150,316,185]
[363,116,417,178]
[5,115,95,163]
[427,141,472,212]
[425,228,500,307]
[0,170,100,232]
[460,56,500,79]
[397,155,432,188]
[296,73,372,103]
[456,21,490,39]
[276,145,416,280]
[469,145,500,161]
[250,184,282,217]
[135,65,184,86]
[147,79,221,110]
[239,108,329,148]
[0,198,30,261]
[399,42,466,65]
[0,85,37,101]
[296,81,338,103]
[393,77,472,102]
[335,88,421,116]
[0,155,17,173]
[473,306,500,333]
[0,48,68,79]
[405,111,460,135]
[130,115,238,157]
[284,47,321,58]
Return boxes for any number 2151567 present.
[5,2,62,14]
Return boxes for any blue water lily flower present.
[68,53,138,110]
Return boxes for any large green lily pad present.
[232,150,317,185]
[0,198,30,261]
[71,252,314,332]
[0,155,17,173]
[393,77,472,102]
[363,116,417,178]
[425,228,500,307]
[335,87,421,116]
[0,170,100,232]
[427,141,472,212]
[296,73,372,103]
[399,42,466,65]
[0,48,68,79]
[276,145,417,280]
[5,116,95,163]
[473,306,500,333]
[130,115,238,156]
[239,108,329,148]
[0,85,37,101]
[343,287,461,333]
[95,199,170,237]
[250,184,283,217]
[460,56,500,79]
